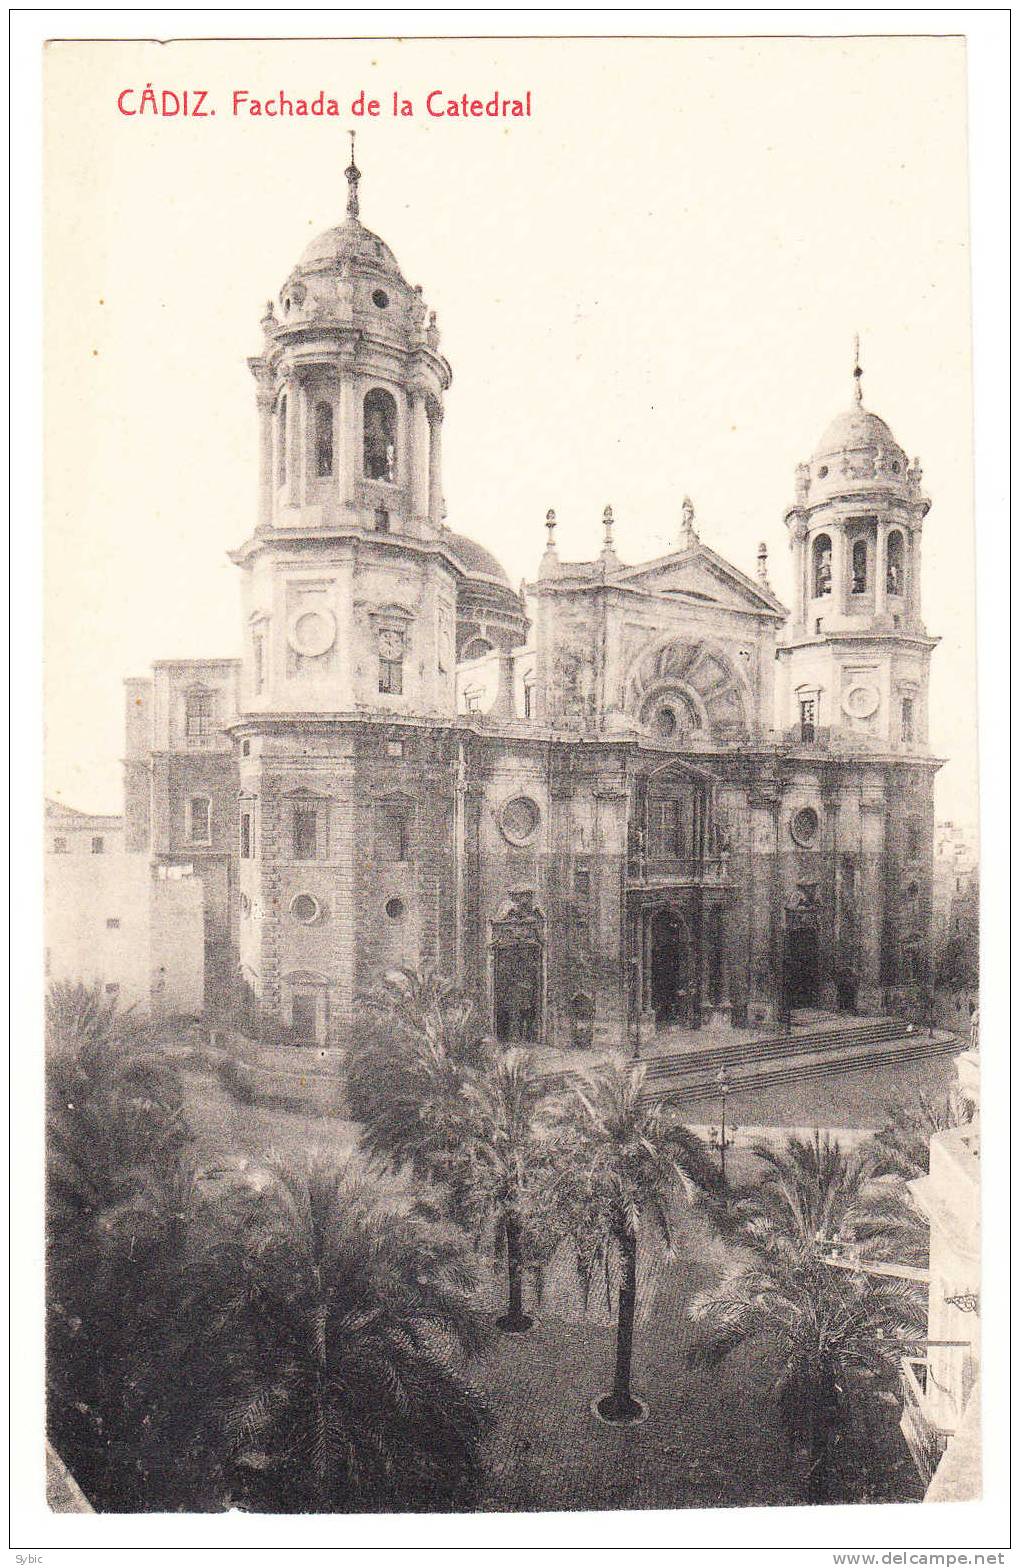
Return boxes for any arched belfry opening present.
[363,387,397,482]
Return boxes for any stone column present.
[820,787,841,1007]
[255,384,274,530]
[408,388,430,524]
[830,526,847,615]
[875,520,888,618]
[428,406,444,528]
[284,376,299,508]
[858,780,888,1013]
[908,522,923,625]
[338,371,359,515]
[298,383,311,506]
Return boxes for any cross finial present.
[852,333,863,405]
[346,129,361,220]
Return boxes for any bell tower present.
[776,347,937,755]
[231,139,459,719]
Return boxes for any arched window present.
[314,401,333,477]
[852,539,868,595]
[886,530,904,595]
[461,637,494,662]
[812,534,832,598]
[363,388,397,482]
[277,394,288,488]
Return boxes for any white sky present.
[44,35,976,821]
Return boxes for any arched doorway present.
[494,943,542,1043]
[650,908,690,1026]
[491,895,545,1044]
[786,920,820,1008]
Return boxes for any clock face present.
[378,629,404,661]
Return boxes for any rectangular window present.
[649,801,683,859]
[907,822,922,858]
[799,699,816,743]
[901,698,915,744]
[386,740,404,758]
[523,683,534,719]
[374,803,409,862]
[186,691,214,742]
[91,836,105,855]
[189,797,211,843]
[573,868,591,899]
[106,917,121,930]
[464,688,482,713]
[293,807,318,860]
[379,656,403,695]
[252,635,265,695]
[240,810,253,860]
[53,837,67,853]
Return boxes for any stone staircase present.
[640,1016,962,1107]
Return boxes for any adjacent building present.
[122,150,942,1046]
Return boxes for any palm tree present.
[200,1157,492,1511]
[45,985,204,1508]
[344,965,489,1183]
[452,1048,570,1332]
[690,1252,923,1502]
[568,1059,720,1424]
[867,1085,974,1180]
[690,1131,928,1501]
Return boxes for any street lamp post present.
[717,1067,730,1187]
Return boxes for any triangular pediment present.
[615,544,787,619]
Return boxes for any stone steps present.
[643,1031,962,1108]
[642,1016,921,1084]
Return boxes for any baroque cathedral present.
[123,149,940,1050]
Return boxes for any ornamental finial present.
[681,496,698,548]
[602,504,615,554]
[853,333,863,406]
[757,541,770,585]
[346,129,361,220]
[545,509,557,549]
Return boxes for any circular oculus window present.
[287,608,336,659]
[791,807,820,848]
[372,288,389,309]
[842,684,880,720]
[385,897,405,921]
[290,893,322,925]
[500,796,541,845]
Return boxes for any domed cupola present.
[783,344,930,642]
[777,343,938,762]
[248,136,451,540]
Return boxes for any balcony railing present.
[627,853,731,887]
[899,1356,952,1488]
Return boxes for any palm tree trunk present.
[600,1232,642,1421]
[497,1215,532,1332]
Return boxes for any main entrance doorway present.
[494,943,543,1043]
[785,920,820,1008]
[649,909,690,1026]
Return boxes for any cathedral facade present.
[123,153,940,1049]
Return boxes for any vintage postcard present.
[15,14,1008,1556]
